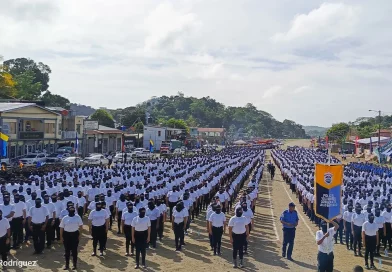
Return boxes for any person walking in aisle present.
[280,202,299,261]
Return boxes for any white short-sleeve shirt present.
[29,206,49,224]
[13,202,26,218]
[0,204,15,221]
[172,208,188,224]
[122,211,138,225]
[131,216,151,231]
[374,216,385,229]
[60,215,83,232]
[209,212,226,227]
[316,227,336,254]
[88,209,109,226]
[228,216,248,234]
[362,221,378,236]
[0,218,10,237]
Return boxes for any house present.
[85,125,123,154]
[372,129,391,138]
[0,103,62,157]
[143,126,184,150]
[197,127,226,145]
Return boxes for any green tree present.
[326,122,350,142]
[4,58,51,93]
[14,70,42,100]
[0,56,17,97]
[90,109,115,128]
[41,91,71,109]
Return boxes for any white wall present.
[143,126,166,150]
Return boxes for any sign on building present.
[84,121,99,130]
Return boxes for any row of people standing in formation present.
[0,147,263,269]
[272,147,392,271]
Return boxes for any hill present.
[303,126,328,137]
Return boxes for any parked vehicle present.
[19,153,47,165]
[57,146,74,154]
[62,156,81,167]
[136,150,153,159]
[82,154,109,165]
[113,152,134,163]
[45,153,69,163]
[173,148,185,155]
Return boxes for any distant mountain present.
[70,103,96,116]
[303,126,328,137]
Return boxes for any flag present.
[370,137,373,153]
[75,133,79,154]
[149,139,154,153]
[0,133,9,157]
[314,163,344,221]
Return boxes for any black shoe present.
[244,251,248,255]
[340,241,344,245]
[354,252,358,256]
[365,264,369,270]
[99,252,104,257]
[142,264,146,268]
[287,257,294,261]
[359,252,363,257]
[47,245,51,249]
[72,266,77,271]
[282,252,286,258]
[213,252,217,256]
[135,265,140,269]
[63,266,69,270]
[370,264,375,269]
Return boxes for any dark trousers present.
[45,218,54,246]
[173,222,184,250]
[232,233,246,260]
[353,225,362,253]
[135,230,147,266]
[109,206,114,227]
[77,206,84,218]
[92,225,106,253]
[203,194,210,210]
[63,231,79,266]
[212,226,223,254]
[317,251,334,272]
[32,223,45,253]
[11,217,23,246]
[124,225,135,254]
[169,202,176,221]
[282,228,296,258]
[149,220,157,248]
[365,235,377,265]
[244,223,252,252]
[377,228,385,253]
[117,211,123,233]
[0,235,8,262]
[209,234,213,249]
[54,218,60,240]
[345,222,353,248]
[157,214,164,239]
[386,222,392,249]
[334,220,343,243]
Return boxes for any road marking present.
[266,180,280,241]
[280,181,315,236]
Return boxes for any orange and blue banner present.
[0,133,9,157]
[314,163,344,221]
[149,139,154,153]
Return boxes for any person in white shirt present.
[241,202,253,254]
[28,198,49,254]
[51,194,63,241]
[381,203,392,250]
[116,194,127,234]
[343,204,354,250]
[172,201,188,251]
[206,202,216,250]
[42,194,56,249]
[146,201,160,249]
[88,201,109,257]
[156,199,167,241]
[10,193,26,249]
[167,187,180,221]
[122,202,138,256]
[131,207,151,269]
[76,191,87,218]
[0,209,11,265]
[316,220,339,272]
[362,213,379,269]
[228,207,249,268]
[60,206,83,270]
[374,208,386,256]
[208,204,226,255]
[352,205,366,256]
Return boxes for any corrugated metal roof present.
[0,103,35,112]
[198,127,225,133]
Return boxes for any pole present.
[378,110,381,149]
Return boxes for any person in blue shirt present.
[280,202,299,260]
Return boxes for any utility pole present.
[369,109,382,149]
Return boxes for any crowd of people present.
[272,147,392,271]
[0,147,264,270]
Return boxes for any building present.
[143,126,183,150]
[46,107,86,142]
[0,103,62,157]
[84,125,123,154]
[372,129,391,138]
[197,127,226,145]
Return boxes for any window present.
[45,123,55,134]
[158,131,161,137]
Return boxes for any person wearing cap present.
[280,202,299,260]
[88,201,109,257]
[362,213,379,269]
[316,220,339,272]
[131,207,151,269]
[28,198,49,254]
[122,202,137,256]
[60,205,83,270]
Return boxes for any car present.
[82,154,109,165]
[62,156,81,166]
[19,153,47,165]
[173,148,185,155]
[136,150,153,159]
[45,153,69,164]
[57,146,74,154]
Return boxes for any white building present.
[143,126,183,150]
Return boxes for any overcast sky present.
[1,0,391,127]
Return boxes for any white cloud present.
[293,86,311,94]
[262,86,282,99]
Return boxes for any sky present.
[1,0,392,127]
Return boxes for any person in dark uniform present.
[28,198,49,254]
[122,202,137,256]
[0,210,11,265]
[131,207,151,269]
[280,202,299,260]
[60,205,83,270]
[88,201,109,257]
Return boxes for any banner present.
[314,163,343,221]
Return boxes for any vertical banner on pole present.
[314,163,344,221]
